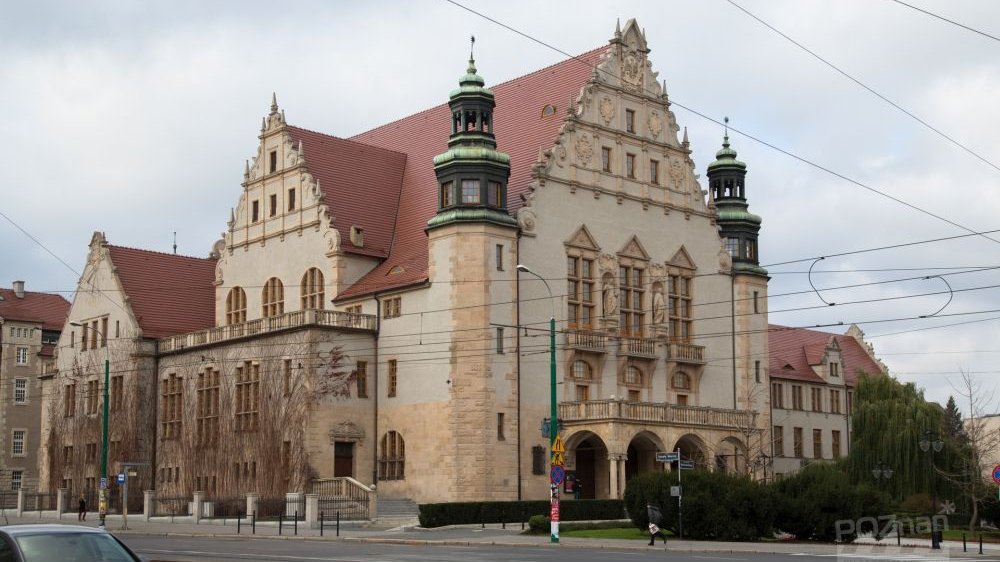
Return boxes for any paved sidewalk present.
[2,513,996,555]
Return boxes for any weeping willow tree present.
[847,373,965,508]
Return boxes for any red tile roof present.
[0,288,70,331]
[285,127,407,259]
[768,324,887,386]
[107,246,217,339]
[39,343,56,357]
[333,46,607,300]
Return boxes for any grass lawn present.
[561,527,668,540]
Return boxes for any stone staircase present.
[375,498,419,526]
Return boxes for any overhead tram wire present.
[443,0,1000,247]
[890,0,1000,43]
[726,0,1000,175]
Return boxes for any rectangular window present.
[792,385,803,410]
[382,297,401,319]
[497,413,505,441]
[601,147,612,172]
[847,390,854,415]
[197,368,220,445]
[63,446,73,465]
[269,150,277,173]
[440,181,453,207]
[832,430,842,459]
[830,389,842,414]
[11,430,25,456]
[495,244,503,271]
[773,426,784,457]
[628,389,641,402]
[86,443,97,462]
[161,373,182,440]
[830,362,840,377]
[496,327,504,354]
[101,317,108,347]
[10,471,22,491]
[649,159,659,184]
[234,362,260,432]
[86,380,99,415]
[813,429,823,459]
[626,153,636,178]
[725,238,739,257]
[13,379,26,404]
[15,347,27,365]
[251,200,259,223]
[90,320,98,349]
[793,427,803,457]
[356,361,368,398]
[461,179,480,204]
[110,375,123,411]
[531,446,546,475]
[269,194,277,217]
[388,359,398,398]
[115,320,120,337]
[64,384,76,417]
[811,387,823,412]
[668,274,693,342]
[754,361,761,383]
[575,384,590,401]
[625,109,635,133]
[283,359,292,396]
[618,264,645,336]
[566,256,595,329]
[771,382,783,409]
[676,394,688,406]
[71,330,75,349]
[488,181,501,206]
[288,188,296,211]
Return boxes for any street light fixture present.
[516,264,559,544]
[871,461,894,481]
[70,321,110,530]
[919,430,945,550]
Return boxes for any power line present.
[726,0,1000,175]
[890,0,1000,43]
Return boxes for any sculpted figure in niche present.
[604,279,619,316]
[652,287,666,325]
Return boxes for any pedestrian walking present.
[78,495,87,521]
[646,503,667,545]
[573,478,583,500]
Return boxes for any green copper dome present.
[716,206,762,225]
[707,135,746,173]
[450,57,492,98]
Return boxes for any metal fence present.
[256,496,304,521]
[22,492,58,513]
[152,496,189,518]
[0,492,17,511]
[202,497,244,519]
[317,496,368,521]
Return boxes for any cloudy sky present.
[2,0,998,413]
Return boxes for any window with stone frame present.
[262,278,285,317]
[64,383,76,417]
[235,362,260,432]
[672,371,691,390]
[626,153,636,178]
[13,379,26,404]
[356,361,368,399]
[571,360,593,380]
[288,188,296,211]
[110,375,123,412]
[10,471,21,491]
[226,287,247,325]
[832,430,842,459]
[811,387,823,412]
[793,427,804,457]
[85,380,99,415]
[197,368,220,446]
[791,385,804,410]
[618,263,645,336]
[668,273,693,342]
[575,384,590,401]
[601,146,612,172]
[300,267,325,310]
[812,429,823,459]
[650,159,659,184]
[15,347,27,365]
[11,430,25,456]
[625,109,635,133]
[622,365,644,386]
[830,389,842,414]
[161,373,182,441]
[383,297,401,319]
[773,425,784,457]
[378,430,405,480]
[770,382,784,409]
[566,255,596,329]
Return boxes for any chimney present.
[12,281,24,299]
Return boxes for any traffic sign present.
[552,435,565,454]
[671,485,682,497]
[99,478,107,490]
[551,465,565,485]
[679,460,695,470]
[992,464,1000,484]
[116,473,126,485]
[656,452,680,463]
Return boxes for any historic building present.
[767,324,888,478]
[0,281,69,493]
[45,18,778,504]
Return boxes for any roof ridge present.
[0,288,70,302]
[107,244,216,263]
[350,45,607,140]
[286,125,408,158]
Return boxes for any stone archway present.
[672,433,709,469]
[625,430,665,485]
[565,431,609,499]
[715,436,747,474]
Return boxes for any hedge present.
[418,499,625,528]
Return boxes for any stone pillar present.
[192,491,204,524]
[16,489,24,517]
[305,494,318,529]
[608,455,618,501]
[246,493,258,520]
[368,485,377,521]
[143,490,155,521]
[286,492,304,518]
[56,488,67,519]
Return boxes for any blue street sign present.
[551,465,565,485]
[116,473,126,485]
[679,460,695,470]
[992,464,1000,484]
[99,478,107,490]
[656,452,680,463]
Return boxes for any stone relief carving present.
[647,110,662,139]
[669,157,686,191]
[718,247,733,271]
[329,421,365,442]
[648,262,666,280]
[598,252,617,274]
[621,49,643,92]
[575,133,594,166]
[554,142,567,167]
[599,96,615,125]
[517,208,536,234]
[215,260,225,284]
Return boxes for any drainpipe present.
[515,235,522,500]
[372,294,381,487]
[730,273,737,410]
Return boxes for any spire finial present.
[270,92,278,115]
[723,116,730,146]
[615,18,621,37]
[244,159,250,179]
[682,126,689,148]
[467,35,477,74]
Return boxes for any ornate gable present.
[668,246,696,271]
[617,235,649,260]
[564,225,600,251]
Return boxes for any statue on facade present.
[604,282,619,316]
[652,288,666,325]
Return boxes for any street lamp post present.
[70,322,110,530]
[872,462,894,540]
[919,431,944,550]
[516,264,559,544]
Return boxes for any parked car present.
[0,524,142,562]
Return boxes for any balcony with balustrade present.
[559,399,755,431]
[666,341,706,365]
[616,334,659,359]
[565,329,608,353]
[157,309,376,353]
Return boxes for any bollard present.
[279,514,283,535]
[896,521,901,546]
[337,511,340,537]
[294,511,298,536]
[980,535,984,554]
[501,507,505,530]
[252,510,256,535]
[238,516,241,535]
[964,533,967,552]
[320,511,324,537]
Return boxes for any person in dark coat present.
[646,503,667,545]
[78,495,87,521]
[573,478,583,500]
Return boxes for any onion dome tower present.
[708,120,766,276]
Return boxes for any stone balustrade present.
[559,399,755,430]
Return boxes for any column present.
[367,485,377,522]
[192,491,204,524]
[246,493,258,521]
[305,494,319,529]
[16,489,24,518]
[143,490,155,521]
[56,488,67,519]
[608,455,619,501]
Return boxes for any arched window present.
[300,268,324,310]
[225,287,247,325]
[624,365,643,385]
[571,360,592,380]
[672,371,691,390]
[262,278,284,318]
[379,430,405,481]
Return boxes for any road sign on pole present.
[992,464,1000,484]
[679,460,695,470]
[656,452,680,463]
[550,465,565,485]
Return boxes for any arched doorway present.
[672,433,708,470]
[566,431,608,499]
[715,436,747,474]
[624,431,665,485]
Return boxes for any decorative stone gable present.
[565,225,600,251]
[667,246,696,271]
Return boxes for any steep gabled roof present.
[285,127,407,259]
[336,46,607,300]
[107,246,217,339]
[768,324,888,386]
[0,288,70,331]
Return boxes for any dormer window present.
[542,104,556,117]
[269,151,277,173]
[461,179,479,204]
[830,362,840,377]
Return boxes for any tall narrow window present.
[283,359,292,396]
[86,380,99,414]
[649,159,659,184]
[488,181,501,206]
[388,359,398,398]
[101,317,108,347]
[13,379,27,404]
[90,320,98,349]
[495,244,504,271]
[234,362,260,432]
[770,382,784,409]
[792,385,803,410]
[251,200,259,223]
[15,348,27,365]
[753,291,759,313]
[773,426,784,457]
[300,268,325,310]
[269,150,277,173]
[813,429,823,459]
[830,362,840,377]
[11,430,25,456]
[625,109,635,133]
[793,427,803,457]
[197,368,220,446]
[531,446,545,475]
[754,360,761,383]
[567,256,596,329]
[9,471,22,491]
[356,361,368,398]
[161,373,182,440]
[110,375,123,412]
[378,431,405,480]
[440,182,454,207]
[269,194,277,217]
[64,384,76,417]
[668,274,693,341]
[496,327,504,354]
[832,430,842,459]
[461,179,479,204]
[226,287,247,325]
[830,389,842,414]
[288,188,296,211]
[262,277,284,317]
[626,153,636,178]
[602,147,612,172]
[619,264,645,335]
[497,413,505,441]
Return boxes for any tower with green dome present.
[707,124,767,277]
